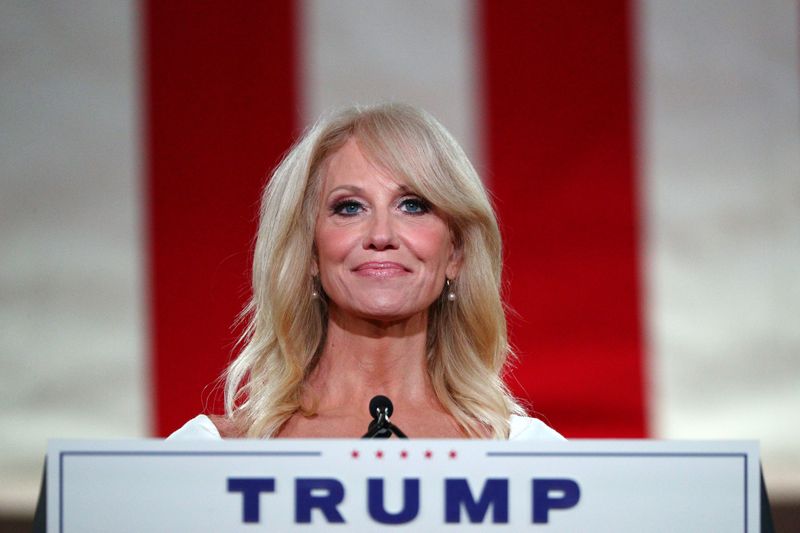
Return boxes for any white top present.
[168,414,565,441]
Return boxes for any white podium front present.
[47,439,759,532]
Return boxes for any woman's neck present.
[305,307,438,414]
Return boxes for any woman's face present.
[314,138,460,324]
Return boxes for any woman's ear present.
[310,243,319,276]
[446,236,463,280]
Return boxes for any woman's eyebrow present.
[327,185,363,196]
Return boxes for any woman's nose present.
[364,211,399,250]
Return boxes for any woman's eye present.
[332,200,364,216]
[399,197,430,214]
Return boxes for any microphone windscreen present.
[368,395,393,419]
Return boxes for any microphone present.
[362,395,408,439]
[370,395,393,419]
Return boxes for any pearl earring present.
[311,277,320,299]
[446,279,456,302]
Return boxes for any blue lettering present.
[532,478,580,523]
[295,478,346,523]
[367,478,420,524]
[227,477,275,523]
[445,478,508,523]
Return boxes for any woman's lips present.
[353,262,410,278]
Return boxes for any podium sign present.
[48,439,758,532]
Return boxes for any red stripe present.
[480,1,647,437]
[144,2,298,436]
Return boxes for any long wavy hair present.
[224,102,523,438]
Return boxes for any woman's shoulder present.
[167,414,226,440]
[508,415,565,441]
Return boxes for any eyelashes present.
[331,199,363,216]
[330,196,432,216]
[398,197,430,214]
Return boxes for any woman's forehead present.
[320,138,413,193]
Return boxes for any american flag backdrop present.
[1,0,798,514]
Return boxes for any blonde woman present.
[170,103,562,441]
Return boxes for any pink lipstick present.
[353,262,410,278]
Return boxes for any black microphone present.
[370,395,393,419]
[362,395,408,439]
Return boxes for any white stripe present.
[0,0,148,513]
[637,0,800,498]
[299,0,483,174]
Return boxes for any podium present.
[45,439,762,531]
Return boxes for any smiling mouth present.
[353,262,411,277]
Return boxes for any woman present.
[170,103,562,441]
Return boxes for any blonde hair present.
[225,103,524,438]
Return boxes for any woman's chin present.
[334,301,428,327]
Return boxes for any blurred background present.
[1,0,798,529]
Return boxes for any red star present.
[400,450,408,459]
[351,450,359,459]
[424,450,433,459]
[449,450,457,459]
[376,450,384,459]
